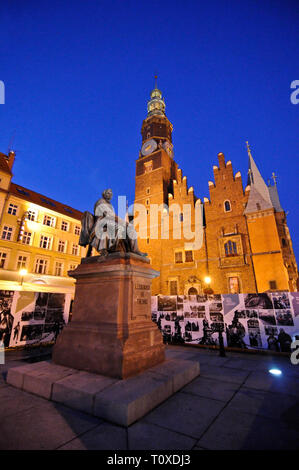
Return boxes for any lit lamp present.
[19,268,28,286]
[204,276,211,285]
[203,275,213,295]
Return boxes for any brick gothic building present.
[134,82,298,295]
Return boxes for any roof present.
[268,184,284,212]
[0,152,12,175]
[10,182,83,221]
[244,153,274,214]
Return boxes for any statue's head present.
[102,188,113,201]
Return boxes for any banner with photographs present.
[0,290,72,348]
[152,292,299,352]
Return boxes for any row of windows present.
[0,251,77,276]
[169,277,278,295]
[1,226,80,255]
[6,204,81,234]
[175,250,194,264]
[173,243,238,265]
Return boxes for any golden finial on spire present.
[154,74,158,88]
[246,141,252,158]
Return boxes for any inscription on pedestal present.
[132,278,151,320]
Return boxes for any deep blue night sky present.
[0,1,298,258]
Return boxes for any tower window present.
[169,280,178,295]
[229,277,240,293]
[256,203,261,211]
[185,250,193,262]
[269,280,277,290]
[224,200,231,212]
[179,213,183,222]
[282,238,287,247]
[224,240,237,256]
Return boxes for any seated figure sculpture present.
[79,188,147,257]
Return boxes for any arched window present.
[188,287,198,295]
[282,238,287,247]
[224,240,237,256]
[224,200,231,212]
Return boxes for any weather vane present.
[271,172,278,185]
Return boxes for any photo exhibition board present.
[151,292,299,352]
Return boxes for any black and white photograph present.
[21,311,34,321]
[275,309,294,326]
[244,293,273,310]
[157,295,177,311]
[246,309,258,318]
[258,309,276,326]
[225,312,247,349]
[209,312,224,322]
[264,326,278,336]
[0,290,14,347]
[20,324,44,342]
[271,292,290,309]
[277,328,293,352]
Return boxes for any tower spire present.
[244,141,274,214]
[147,77,166,117]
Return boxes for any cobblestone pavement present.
[0,345,298,450]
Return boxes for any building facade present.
[0,150,85,296]
[134,83,298,295]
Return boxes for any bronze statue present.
[79,188,147,257]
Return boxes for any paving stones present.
[143,391,225,439]
[197,405,299,450]
[6,358,200,426]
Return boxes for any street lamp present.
[204,276,211,285]
[19,268,28,286]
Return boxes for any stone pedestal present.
[52,252,165,379]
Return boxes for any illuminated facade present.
[0,150,85,295]
[134,82,298,295]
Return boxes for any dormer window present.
[224,200,231,212]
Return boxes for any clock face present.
[141,139,157,156]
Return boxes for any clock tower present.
[134,79,178,293]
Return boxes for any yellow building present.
[0,150,85,296]
[134,83,298,295]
